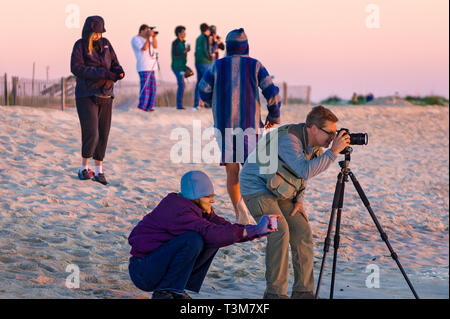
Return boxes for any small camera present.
[149,26,159,35]
[269,216,278,230]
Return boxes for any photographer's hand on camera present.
[330,130,351,156]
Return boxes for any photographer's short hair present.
[139,24,149,34]
[175,25,186,36]
[200,23,209,33]
[306,105,338,128]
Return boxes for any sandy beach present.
[0,102,448,299]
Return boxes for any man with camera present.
[132,24,159,112]
[209,25,224,62]
[239,105,351,299]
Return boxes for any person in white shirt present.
[131,24,159,112]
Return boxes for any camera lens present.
[349,133,368,145]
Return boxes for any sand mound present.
[365,96,413,106]
[0,103,448,298]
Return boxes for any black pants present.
[76,96,113,161]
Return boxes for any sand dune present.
[0,102,448,298]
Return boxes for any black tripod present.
[314,148,419,299]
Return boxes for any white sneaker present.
[192,107,198,112]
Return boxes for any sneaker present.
[92,173,108,185]
[291,291,315,299]
[152,290,174,299]
[177,107,186,110]
[263,292,290,299]
[191,107,198,112]
[78,169,93,180]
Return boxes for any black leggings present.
[76,96,113,161]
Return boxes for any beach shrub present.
[405,95,449,106]
[320,95,347,105]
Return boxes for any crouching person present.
[128,170,278,299]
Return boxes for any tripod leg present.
[348,171,420,299]
[330,177,345,299]
[315,172,344,299]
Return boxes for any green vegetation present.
[405,95,449,106]
[319,95,346,105]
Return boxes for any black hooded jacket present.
[70,16,124,98]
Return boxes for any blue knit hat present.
[180,171,215,200]
[226,28,249,56]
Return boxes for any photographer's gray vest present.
[256,123,323,200]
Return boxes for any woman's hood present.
[82,16,106,40]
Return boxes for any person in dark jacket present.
[171,25,190,110]
[70,16,124,185]
[128,170,278,299]
[193,23,213,110]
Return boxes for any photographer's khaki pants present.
[243,192,315,296]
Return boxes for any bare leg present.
[82,157,90,167]
[225,163,241,220]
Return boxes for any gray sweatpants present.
[243,192,315,296]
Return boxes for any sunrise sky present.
[0,0,448,101]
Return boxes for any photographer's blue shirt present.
[239,132,337,202]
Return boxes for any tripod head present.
[338,146,352,170]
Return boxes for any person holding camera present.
[171,25,191,110]
[128,170,278,299]
[239,105,351,299]
[198,28,281,225]
[209,25,224,62]
[132,24,158,112]
[71,16,124,185]
[193,23,213,110]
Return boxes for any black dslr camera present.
[149,26,159,35]
[337,128,368,154]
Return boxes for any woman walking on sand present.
[70,16,124,185]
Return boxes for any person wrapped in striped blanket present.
[199,28,281,224]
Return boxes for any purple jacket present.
[128,193,251,257]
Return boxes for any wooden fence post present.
[306,86,311,106]
[282,82,288,106]
[12,76,18,106]
[61,77,66,111]
[3,73,7,106]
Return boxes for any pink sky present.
[0,0,448,101]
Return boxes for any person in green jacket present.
[193,23,213,110]
[171,25,191,109]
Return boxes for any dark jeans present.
[194,63,210,107]
[172,69,185,109]
[128,232,218,294]
[76,96,113,161]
